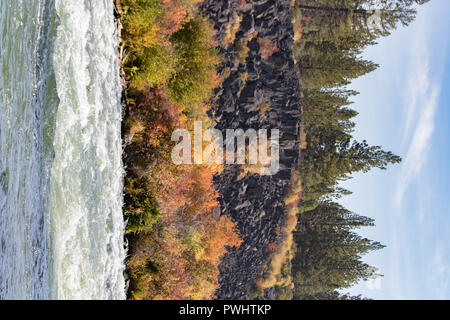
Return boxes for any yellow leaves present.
[137,30,161,49]
[257,102,271,115]
[124,65,140,81]
[236,41,250,65]
[234,31,257,65]
[187,279,217,300]
[121,0,240,301]
[223,12,242,46]
[240,72,248,86]
[181,227,205,260]
[257,37,280,59]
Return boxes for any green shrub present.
[121,0,176,88]
[275,285,293,300]
[181,227,205,259]
[131,45,177,88]
[168,16,220,110]
[124,177,161,234]
[121,0,163,51]
[145,260,160,274]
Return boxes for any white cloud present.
[429,245,450,299]
[403,61,431,141]
[395,83,440,207]
[394,10,442,208]
[402,19,430,141]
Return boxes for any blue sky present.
[339,0,450,299]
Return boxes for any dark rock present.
[201,0,302,300]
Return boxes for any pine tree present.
[286,0,430,301]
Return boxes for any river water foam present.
[0,0,125,299]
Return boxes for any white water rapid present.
[0,0,126,299]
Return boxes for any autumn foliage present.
[119,0,241,300]
[126,164,241,300]
[257,37,280,59]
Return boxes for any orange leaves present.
[293,21,303,43]
[182,166,218,216]
[257,37,280,59]
[125,88,242,299]
[122,0,193,49]
[202,215,242,262]
[122,0,240,300]
[153,164,241,299]
[237,0,247,8]
[158,0,190,45]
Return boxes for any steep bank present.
[200,0,302,299]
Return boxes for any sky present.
[339,0,450,299]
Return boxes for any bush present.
[122,0,163,51]
[168,16,220,109]
[124,177,161,234]
[132,45,177,88]
[120,0,240,300]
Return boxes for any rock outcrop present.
[200,0,302,299]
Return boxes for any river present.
[0,0,125,299]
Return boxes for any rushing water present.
[0,0,125,299]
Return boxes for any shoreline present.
[113,0,131,297]
[112,0,242,300]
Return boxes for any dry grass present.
[223,12,242,46]
[234,31,257,65]
[235,41,250,65]
[240,72,248,86]
[257,169,302,290]
[257,103,271,116]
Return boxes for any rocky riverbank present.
[200,0,302,299]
